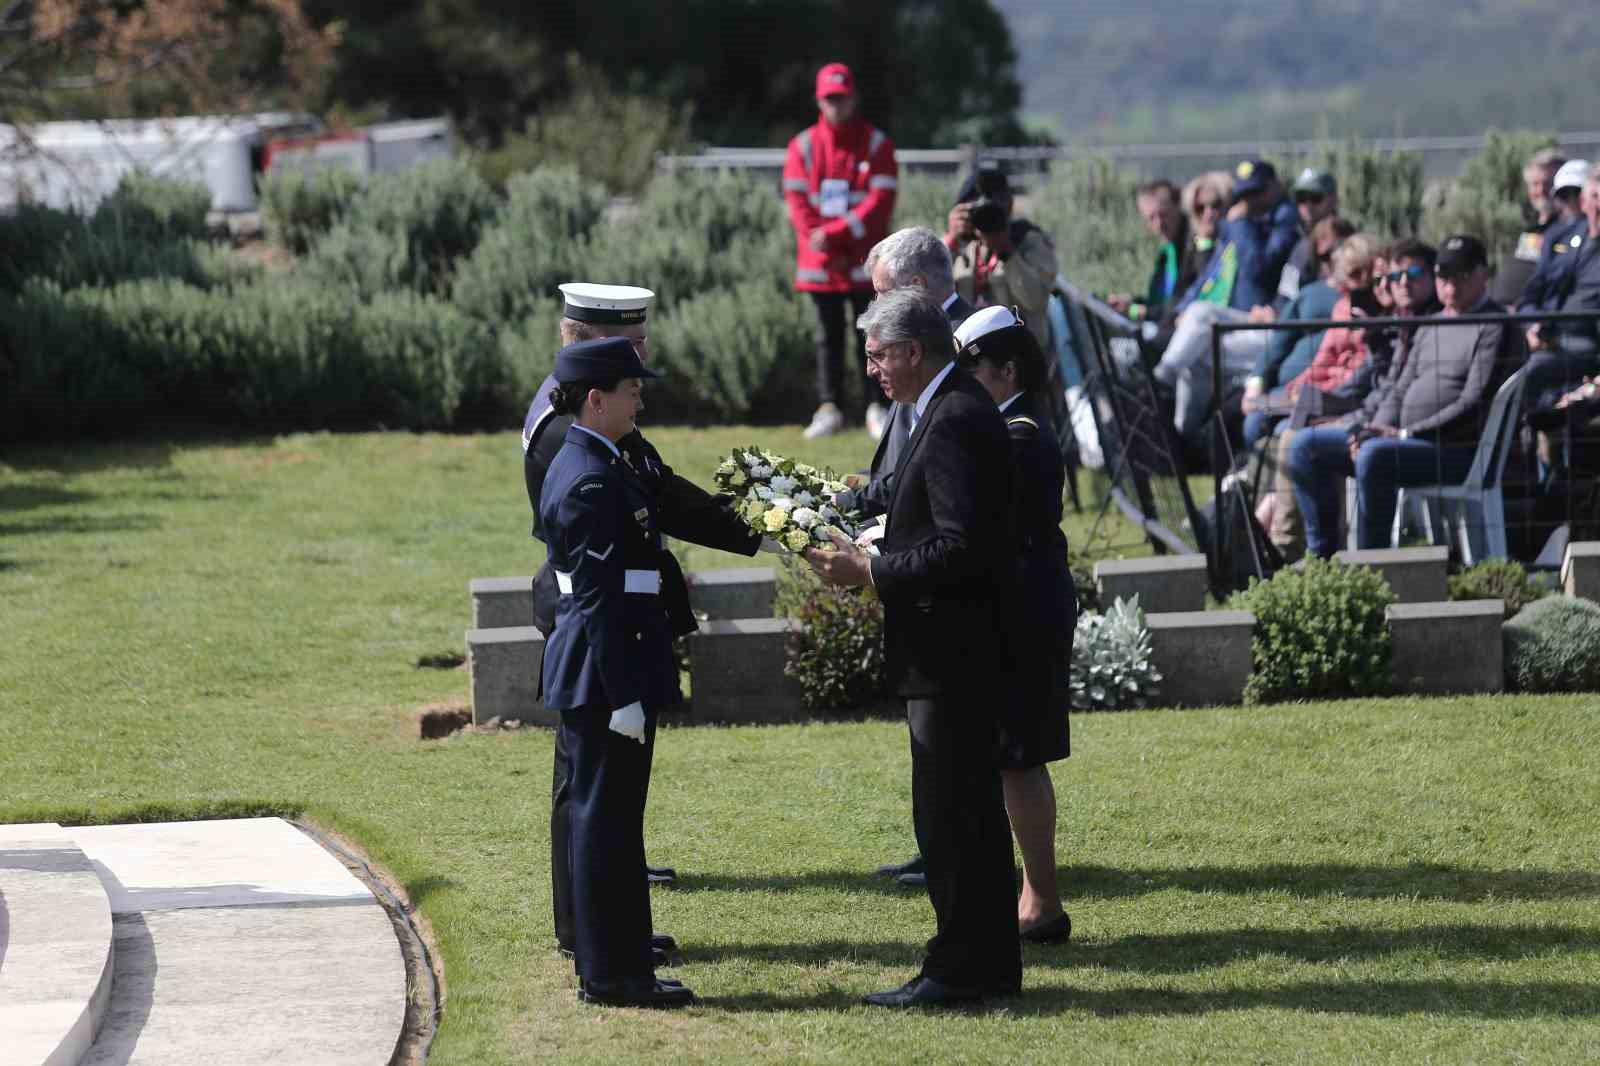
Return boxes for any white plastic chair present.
[1390,365,1529,564]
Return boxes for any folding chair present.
[1391,366,1529,564]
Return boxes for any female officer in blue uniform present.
[954,306,1078,945]
[539,336,695,1009]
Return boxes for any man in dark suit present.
[807,288,1022,1008]
[844,226,977,888]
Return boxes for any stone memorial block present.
[471,576,533,630]
[1387,600,1503,695]
[1333,546,1448,603]
[687,567,778,620]
[466,626,555,727]
[1562,541,1600,602]
[1094,555,1208,615]
[689,618,806,725]
[1145,610,1254,707]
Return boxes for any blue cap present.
[553,336,663,385]
[1231,158,1277,199]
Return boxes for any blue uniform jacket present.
[1517,215,1589,313]
[538,425,680,714]
[1179,197,1300,312]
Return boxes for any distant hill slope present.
[994,0,1600,142]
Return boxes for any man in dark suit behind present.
[807,288,1022,1008]
[845,225,978,888]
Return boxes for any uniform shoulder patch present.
[1007,415,1040,433]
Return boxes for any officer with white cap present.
[522,282,765,969]
[1520,160,1591,349]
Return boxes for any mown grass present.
[3,427,1599,1065]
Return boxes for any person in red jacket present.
[784,62,898,439]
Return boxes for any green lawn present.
[3,428,1599,1064]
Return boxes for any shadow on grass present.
[0,483,98,511]
[676,863,1600,903]
[0,513,161,537]
[1068,863,1600,902]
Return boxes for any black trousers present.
[906,695,1023,988]
[810,290,879,408]
[556,705,656,981]
[550,709,659,953]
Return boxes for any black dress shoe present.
[1020,912,1072,945]
[876,855,926,878]
[650,931,678,953]
[895,871,927,888]
[863,975,985,1009]
[578,976,697,1009]
[652,946,670,967]
[646,864,677,884]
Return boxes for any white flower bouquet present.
[713,445,864,554]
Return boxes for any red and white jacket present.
[782,115,897,293]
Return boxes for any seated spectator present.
[1182,171,1232,264]
[1241,217,1358,448]
[1492,147,1567,304]
[1525,167,1600,481]
[947,166,1058,350]
[1288,235,1524,557]
[1108,177,1218,328]
[1243,231,1378,450]
[1259,238,1440,559]
[1151,159,1302,441]
[1521,160,1591,358]
[1277,168,1340,309]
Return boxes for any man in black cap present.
[1289,235,1525,556]
[523,282,765,968]
[945,165,1058,351]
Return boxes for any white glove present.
[608,701,646,744]
[759,537,782,554]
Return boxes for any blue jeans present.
[1289,428,1475,557]
[1242,409,1280,452]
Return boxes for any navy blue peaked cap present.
[553,336,663,385]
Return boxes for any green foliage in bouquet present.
[259,167,364,254]
[1227,557,1395,705]
[713,445,861,553]
[1069,595,1161,711]
[1503,595,1600,693]
[1449,558,1550,619]
[779,568,887,713]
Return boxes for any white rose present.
[755,485,774,500]
[794,490,815,506]
[743,453,763,469]
[791,507,818,528]
[751,464,774,479]
[770,474,797,495]
[819,505,838,522]
[770,496,795,512]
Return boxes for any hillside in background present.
[995,0,1599,143]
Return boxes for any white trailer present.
[0,112,320,213]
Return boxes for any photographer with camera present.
[945,167,1058,350]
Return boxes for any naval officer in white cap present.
[522,281,766,969]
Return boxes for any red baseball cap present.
[815,62,854,99]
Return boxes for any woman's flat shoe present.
[1020,912,1071,944]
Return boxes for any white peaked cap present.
[1554,160,1591,193]
[559,282,655,324]
[954,305,1018,348]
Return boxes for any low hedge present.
[1503,595,1600,693]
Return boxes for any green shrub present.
[1422,130,1557,266]
[93,171,212,242]
[1027,157,1148,295]
[451,166,608,324]
[299,223,412,301]
[1503,595,1600,693]
[0,199,236,294]
[1227,557,1395,704]
[339,156,500,293]
[258,168,364,254]
[892,171,958,232]
[1069,595,1160,710]
[779,567,886,712]
[0,275,501,441]
[1449,559,1550,619]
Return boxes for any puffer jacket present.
[782,115,897,293]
